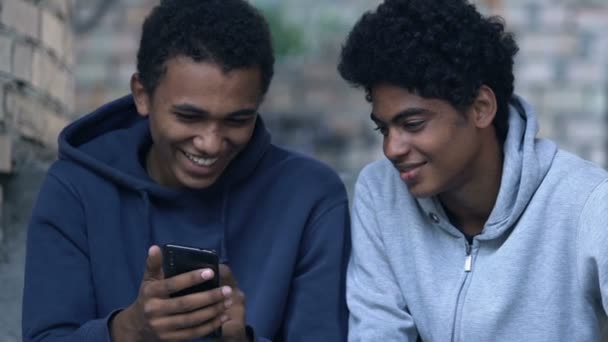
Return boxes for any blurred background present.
[0,0,607,339]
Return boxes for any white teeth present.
[183,151,218,166]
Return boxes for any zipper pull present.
[464,243,472,272]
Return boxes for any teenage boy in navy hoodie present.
[22,1,350,341]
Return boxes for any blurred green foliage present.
[259,6,306,59]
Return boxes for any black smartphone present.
[161,244,220,298]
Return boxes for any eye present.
[225,116,254,127]
[402,120,425,132]
[173,112,199,122]
[373,125,388,136]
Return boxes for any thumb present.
[143,245,164,282]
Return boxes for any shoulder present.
[357,158,397,186]
[544,149,608,193]
[264,145,347,192]
[354,158,410,204]
[44,158,114,199]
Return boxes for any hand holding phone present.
[109,245,231,342]
[162,244,220,297]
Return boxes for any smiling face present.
[132,57,262,189]
[371,84,490,198]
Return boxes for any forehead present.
[371,83,459,120]
[154,57,263,109]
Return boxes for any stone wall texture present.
[0,1,74,339]
[0,0,74,245]
[487,0,608,167]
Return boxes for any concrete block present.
[64,74,75,113]
[41,10,64,58]
[12,43,33,83]
[1,0,39,39]
[0,35,12,74]
[542,87,586,114]
[32,50,56,90]
[587,36,608,64]
[500,6,529,31]
[0,184,3,245]
[0,88,4,125]
[63,26,74,66]
[574,8,608,33]
[565,118,606,142]
[6,89,68,148]
[518,33,579,58]
[44,0,70,20]
[538,6,569,30]
[48,67,67,101]
[565,61,605,85]
[589,146,607,169]
[42,109,68,150]
[0,134,12,173]
[515,60,555,85]
[581,87,607,118]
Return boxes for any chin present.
[405,183,439,199]
[177,175,219,189]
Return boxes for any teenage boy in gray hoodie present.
[338,0,608,340]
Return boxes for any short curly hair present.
[137,0,274,97]
[338,0,519,144]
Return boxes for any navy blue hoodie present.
[22,95,350,341]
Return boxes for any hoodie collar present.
[58,94,272,199]
[418,95,557,240]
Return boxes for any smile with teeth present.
[183,151,218,167]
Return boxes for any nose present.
[193,126,222,156]
[383,128,411,163]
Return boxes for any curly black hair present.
[137,0,274,97]
[338,0,519,144]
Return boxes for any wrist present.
[110,307,143,342]
[222,326,250,342]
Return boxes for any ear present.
[130,73,151,118]
[471,85,497,129]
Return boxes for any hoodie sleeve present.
[347,174,419,341]
[278,196,351,341]
[22,169,113,342]
[577,178,608,316]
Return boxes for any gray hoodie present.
[347,97,608,341]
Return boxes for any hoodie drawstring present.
[219,184,230,265]
[140,191,155,249]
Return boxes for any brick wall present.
[481,0,608,167]
[0,0,74,250]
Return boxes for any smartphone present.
[162,244,220,297]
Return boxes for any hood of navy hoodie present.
[419,95,558,240]
[58,94,271,260]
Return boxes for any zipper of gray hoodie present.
[450,240,474,342]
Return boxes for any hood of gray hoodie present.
[418,95,558,240]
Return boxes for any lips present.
[395,161,426,182]
[395,161,426,173]
[182,150,219,167]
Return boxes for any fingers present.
[219,264,238,288]
[148,296,231,332]
[143,267,213,298]
[145,285,232,316]
[143,245,164,282]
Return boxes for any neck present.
[439,137,503,237]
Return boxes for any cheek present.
[226,126,255,149]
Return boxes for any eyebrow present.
[370,107,433,125]
[172,103,258,118]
